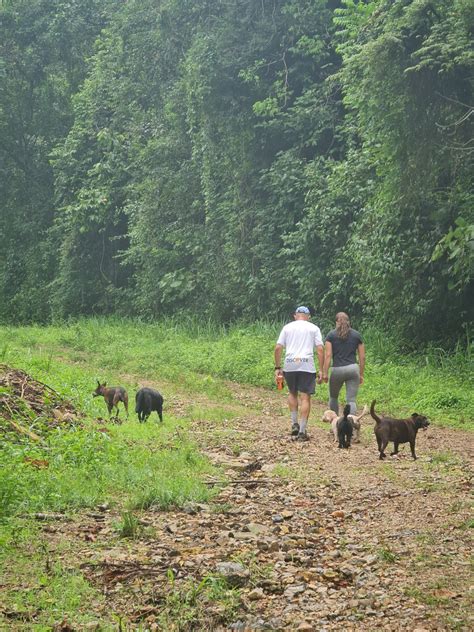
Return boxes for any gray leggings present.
[329,364,360,415]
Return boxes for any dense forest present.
[0,0,472,344]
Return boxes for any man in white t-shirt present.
[274,306,324,441]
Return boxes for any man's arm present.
[274,343,284,375]
[358,342,365,384]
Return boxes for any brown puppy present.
[93,381,129,419]
[370,400,429,460]
[322,409,338,424]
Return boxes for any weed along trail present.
[0,318,472,631]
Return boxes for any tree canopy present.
[1,0,472,344]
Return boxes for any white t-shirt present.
[276,320,323,373]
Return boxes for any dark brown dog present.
[370,400,429,460]
[93,381,129,419]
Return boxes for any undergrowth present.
[0,423,214,520]
[1,317,471,427]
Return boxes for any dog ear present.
[102,382,107,387]
[411,412,419,418]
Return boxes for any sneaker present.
[291,423,300,436]
[297,432,309,442]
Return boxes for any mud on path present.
[33,382,474,630]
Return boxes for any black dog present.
[135,387,164,423]
[370,400,430,460]
[337,404,353,449]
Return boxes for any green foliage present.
[0,0,472,346]
[115,510,142,539]
[332,0,474,340]
[0,0,115,323]
[432,217,474,290]
[377,546,398,563]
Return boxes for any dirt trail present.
[37,382,474,630]
[184,384,473,631]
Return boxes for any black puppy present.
[337,404,353,449]
[370,400,430,460]
[135,387,164,423]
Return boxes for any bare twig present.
[204,478,275,486]
[27,377,61,397]
[81,560,170,585]
[282,52,289,105]
[435,91,473,110]
[33,513,71,521]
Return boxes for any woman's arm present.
[358,342,365,384]
[322,341,332,382]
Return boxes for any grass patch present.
[0,423,215,519]
[271,459,322,483]
[271,464,294,480]
[404,586,446,607]
[429,450,463,467]
[231,551,274,588]
[404,580,465,608]
[377,546,398,563]
[0,521,111,629]
[379,463,399,482]
[155,574,240,630]
[186,404,239,424]
[458,517,474,530]
[415,532,437,546]
[209,502,233,514]
[114,511,143,539]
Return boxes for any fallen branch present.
[3,400,42,441]
[29,377,61,397]
[33,513,71,521]
[81,560,170,585]
[204,478,274,486]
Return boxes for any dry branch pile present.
[0,364,82,441]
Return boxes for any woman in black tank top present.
[322,312,365,415]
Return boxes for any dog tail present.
[370,400,382,424]
[135,390,143,413]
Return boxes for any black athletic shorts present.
[283,371,316,395]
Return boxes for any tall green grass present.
[1,317,471,428]
[0,422,215,520]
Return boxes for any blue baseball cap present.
[295,306,310,314]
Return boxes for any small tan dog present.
[323,405,368,443]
